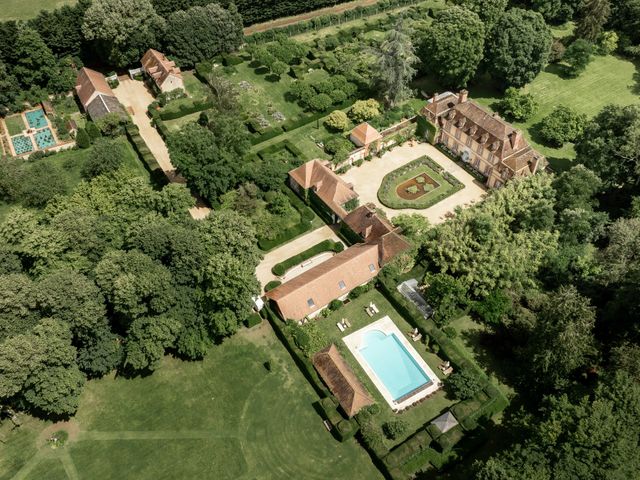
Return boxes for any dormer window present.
[307,298,316,308]
[338,280,346,290]
[368,264,376,272]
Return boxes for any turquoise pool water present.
[359,330,431,401]
[11,135,34,155]
[35,128,55,149]
[25,108,48,129]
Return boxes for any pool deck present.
[342,316,441,411]
[1,107,73,157]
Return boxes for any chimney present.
[458,89,468,103]
[431,92,439,104]
[363,225,373,239]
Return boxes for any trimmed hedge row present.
[264,280,281,292]
[256,139,306,162]
[434,425,464,452]
[385,429,431,468]
[125,124,162,175]
[245,312,262,328]
[158,99,214,121]
[272,239,343,276]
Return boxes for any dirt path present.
[243,0,381,35]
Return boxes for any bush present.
[85,121,101,141]
[446,369,485,400]
[328,299,343,311]
[442,325,457,338]
[308,93,333,112]
[336,419,358,441]
[245,313,262,328]
[348,282,373,300]
[360,421,387,457]
[383,419,408,440]
[434,425,464,452]
[537,105,588,147]
[264,280,281,292]
[325,110,349,131]
[75,128,91,149]
[564,39,594,77]
[349,99,381,123]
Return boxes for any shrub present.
[383,419,408,440]
[265,280,281,292]
[325,110,349,131]
[360,421,387,457]
[407,185,419,194]
[328,299,343,311]
[446,369,484,400]
[349,99,381,123]
[336,419,358,441]
[597,31,618,55]
[564,39,594,77]
[348,282,373,300]
[75,128,91,149]
[496,87,538,121]
[308,93,333,112]
[85,121,101,141]
[442,325,457,338]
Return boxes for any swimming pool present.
[34,128,56,149]
[343,316,440,410]
[360,330,432,401]
[25,108,48,129]
[11,135,34,155]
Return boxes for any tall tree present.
[28,0,91,58]
[418,6,485,87]
[576,0,611,41]
[452,0,508,29]
[12,26,57,88]
[82,0,166,67]
[375,18,418,106]
[165,3,243,68]
[532,0,583,24]
[0,61,20,116]
[530,286,597,389]
[485,8,552,88]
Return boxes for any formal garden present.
[377,156,464,210]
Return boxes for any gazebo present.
[431,410,459,434]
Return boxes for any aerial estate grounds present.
[0,326,382,480]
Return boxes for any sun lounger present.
[365,307,374,317]
[370,303,380,314]
[443,366,454,376]
[337,322,346,332]
[411,333,422,342]
[344,319,351,328]
[323,420,332,431]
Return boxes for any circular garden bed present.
[377,156,464,210]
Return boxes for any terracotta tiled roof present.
[421,91,459,117]
[75,67,115,108]
[265,243,380,320]
[350,122,382,147]
[377,231,412,265]
[343,203,395,242]
[313,344,374,417]
[141,49,182,88]
[289,159,358,219]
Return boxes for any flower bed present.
[377,156,464,210]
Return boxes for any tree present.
[563,39,594,77]
[575,104,640,190]
[496,87,538,121]
[28,0,90,57]
[165,3,243,68]
[596,30,618,54]
[95,112,126,137]
[532,0,583,24]
[308,93,333,112]
[611,342,640,382]
[553,165,603,212]
[452,0,507,29]
[538,105,588,146]
[393,214,430,241]
[0,61,20,116]
[76,327,123,377]
[12,26,57,89]
[85,121,101,141]
[0,274,38,341]
[20,163,67,207]
[349,99,381,123]
[576,0,611,42]
[82,0,166,67]
[484,8,552,88]
[472,290,512,325]
[423,272,468,325]
[75,128,91,148]
[418,6,485,87]
[82,138,125,179]
[375,18,418,106]
[446,369,484,399]
[530,286,596,389]
[325,110,349,131]
[124,315,182,371]
[270,60,289,78]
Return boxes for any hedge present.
[245,312,263,328]
[385,429,431,468]
[436,144,487,183]
[262,305,329,397]
[335,419,358,442]
[434,425,464,452]
[272,239,343,275]
[255,139,306,162]
[250,127,284,146]
[125,124,162,175]
[158,99,214,121]
[264,280,282,292]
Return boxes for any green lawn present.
[0,0,75,20]
[183,71,209,99]
[377,156,462,210]
[0,324,382,480]
[164,111,202,132]
[4,114,26,136]
[316,289,456,449]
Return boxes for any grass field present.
[4,115,26,136]
[0,0,75,20]
[317,290,456,449]
[0,324,381,480]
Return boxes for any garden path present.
[113,78,211,220]
[339,142,486,224]
[255,225,341,292]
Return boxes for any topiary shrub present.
[383,419,409,440]
[75,128,91,149]
[328,299,343,311]
[272,264,286,276]
[245,313,262,328]
[265,280,281,292]
[333,242,344,253]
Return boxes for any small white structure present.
[431,410,459,434]
[141,49,184,93]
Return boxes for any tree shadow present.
[254,66,269,75]
[630,70,640,95]
[458,327,518,389]
[248,60,261,69]
[544,62,571,79]
[265,74,281,83]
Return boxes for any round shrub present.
[272,264,286,276]
[328,299,343,311]
[333,242,345,253]
[383,419,408,440]
[446,369,484,400]
[349,99,381,123]
[325,110,349,131]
